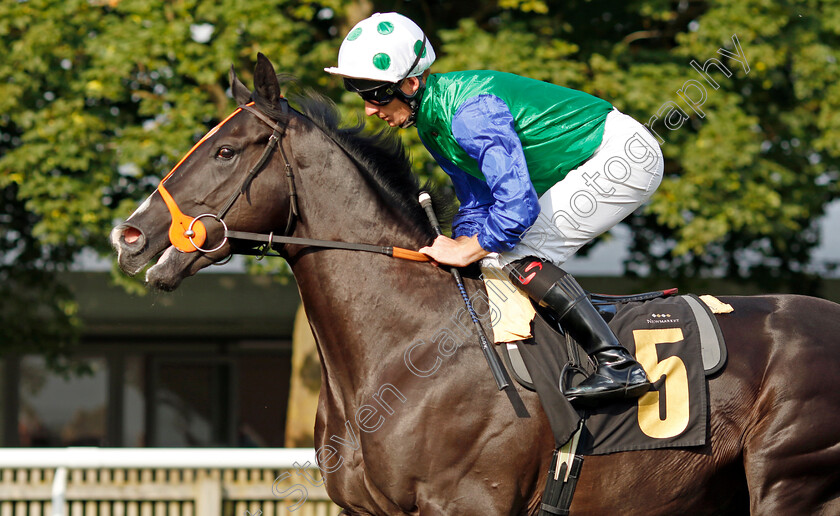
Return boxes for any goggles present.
[343,35,428,107]
[343,77,402,106]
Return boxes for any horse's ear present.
[229,65,252,106]
[253,52,281,107]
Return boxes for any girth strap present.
[539,454,583,516]
[539,424,584,516]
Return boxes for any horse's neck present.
[285,125,434,392]
[288,128,423,247]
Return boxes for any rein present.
[156,100,430,263]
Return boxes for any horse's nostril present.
[123,227,142,245]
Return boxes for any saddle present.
[501,291,729,393]
[481,268,730,455]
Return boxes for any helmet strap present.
[393,33,428,128]
[397,77,425,128]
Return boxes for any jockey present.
[325,13,664,406]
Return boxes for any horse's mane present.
[255,84,455,242]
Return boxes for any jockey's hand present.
[419,235,489,267]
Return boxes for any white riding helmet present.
[324,12,436,83]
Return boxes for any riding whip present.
[418,192,511,391]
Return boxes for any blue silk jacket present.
[416,71,612,253]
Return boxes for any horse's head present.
[111,54,296,290]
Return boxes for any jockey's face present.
[364,98,410,127]
[363,77,421,128]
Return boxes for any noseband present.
[155,100,429,262]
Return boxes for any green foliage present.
[409,0,839,289]
[631,0,840,286]
[0,0,346,357]
[2,0,838,358]
[0,184,79,359]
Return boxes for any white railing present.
[0,448,336,516]
[0,447,317,469]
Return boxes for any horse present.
[111,54,840,515]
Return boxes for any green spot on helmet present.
[377,21,394,35]
[372,53,391,70]
[414,39,427,58]
[346,27,362,41]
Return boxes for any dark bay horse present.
[111,54,840,515]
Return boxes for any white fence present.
[0,448,339,516]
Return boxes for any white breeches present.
[485,108,664,268]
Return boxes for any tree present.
[0,0,353,356]
[402,0,840,292]
[634,0,840,290]
[2,0,838,359]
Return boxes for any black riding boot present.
[509,258,651,406]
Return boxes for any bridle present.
[155,99,429,262]
[155,95,509,393]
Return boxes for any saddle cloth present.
[481,269,730,455]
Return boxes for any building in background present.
[3,261,840,450]
[0,272,300,448]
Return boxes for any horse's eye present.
[216,147,236,160]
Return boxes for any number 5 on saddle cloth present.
[481,263,728,455]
